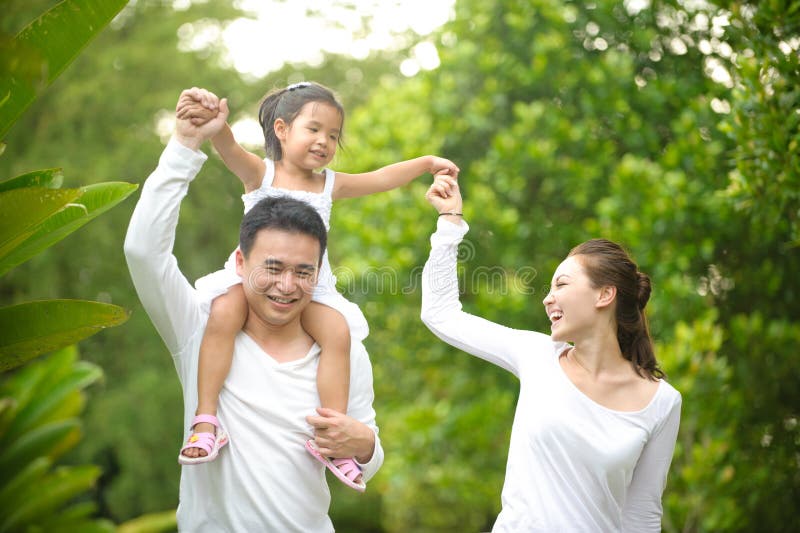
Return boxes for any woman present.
[421,175,681,532]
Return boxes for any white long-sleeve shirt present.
[124,139,384,532]
[421,219,681,533]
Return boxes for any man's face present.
[236,228,320,328]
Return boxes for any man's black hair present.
[239,196,327,264]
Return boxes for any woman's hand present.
[426,172,463,218]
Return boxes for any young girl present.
[175,83,458,491]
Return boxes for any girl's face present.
[278,101,342,170]
[542,256,603,342]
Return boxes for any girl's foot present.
[180,421,215,459]
[178,414,229,465]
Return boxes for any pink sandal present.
[178,414,229,465]
[305,439,366,492]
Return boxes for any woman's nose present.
[542,290,553,306]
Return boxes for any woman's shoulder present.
[657,378,682,406]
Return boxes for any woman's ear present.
[595,285,616,309]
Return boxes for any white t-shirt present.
[421,219,681,532]
[125,139,384,532]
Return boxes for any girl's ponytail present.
[257,89,285,160]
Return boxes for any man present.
[124,92,383,531]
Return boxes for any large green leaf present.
[0,168,63,192]
[117,510,178,533]
[0,0,131,140]
[0,420,80,479]
[0,186,81,259]
[1,464,101,532]
[0,300,129,371]
[0,181,138,276]
[7,361,101,437]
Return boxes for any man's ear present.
[595,285,616,309]
[235,248,245,277]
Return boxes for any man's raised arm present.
[123,90,230,354]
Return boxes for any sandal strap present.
[180,431,216,454]
[332,457,362,482]
[191,414,220,429]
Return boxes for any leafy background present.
[1,0,798,531]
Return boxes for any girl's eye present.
[308,127,318,133]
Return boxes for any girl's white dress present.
[194,158,370,341]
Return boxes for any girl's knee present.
[208,285,248,333]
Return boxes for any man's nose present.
[276,270,298,291]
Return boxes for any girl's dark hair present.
[257,82,345,161]
[568,239,665,381]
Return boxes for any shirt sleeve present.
[123,139,208,355]
[348,342,384,482]
[420,218,530,377]
[621,391,682,532]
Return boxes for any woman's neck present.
[570,332,625,377]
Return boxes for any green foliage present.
[0,346,114,533]
[0,0,138,530]
[0,181,138,277]
[0,0,136,373]
[117,510,178,533]
[1,0,798,531]
[0,299,129,371]
[0,0,130,139]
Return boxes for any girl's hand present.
[429,156,460,180]
[178,103,218,125]
[426,173,463,215]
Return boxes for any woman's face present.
[542,256,602,342]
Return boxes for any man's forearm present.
[124,138,207,353]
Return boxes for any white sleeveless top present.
[194,158,369,340]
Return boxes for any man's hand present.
[173,87,229,151]
[306,407,375,463]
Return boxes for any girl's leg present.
[301,303,365,488]
[181,284,248,459]
[301,302,350,413]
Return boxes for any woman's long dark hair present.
[569,239,665,381]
